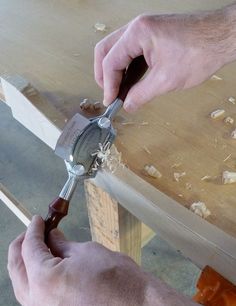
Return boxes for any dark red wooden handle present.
[117,55,148,101]
[44,197,69,242]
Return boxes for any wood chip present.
[224,116,234,125]
[222,171,236,184]
[228,96,236,104]
[185,182,192,190]
[143,146,151,154]
[121,122,135,126]
[201,175,211,181]
[144,165,162,179]
[190,202,211,219]
[210,109,225,119]
[231,129,236,139]
[171,163,182,168]
[94,22,106,32]
[80,98,102,112]
[173,172,186,182]
[223,154,232,162]
[210,75,222,81]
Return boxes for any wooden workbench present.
[0,0,236,284]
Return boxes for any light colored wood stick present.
[85,181,142,264]
[0,183,31,226]
[1,76,65,149]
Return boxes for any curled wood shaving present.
[103,145,123,173]
[190,202,211,219]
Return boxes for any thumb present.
[48,229,75,258]
[123,68,170,113]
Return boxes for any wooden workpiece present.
[0,0,236,283]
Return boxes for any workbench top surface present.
[0,0,235,238]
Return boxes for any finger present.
[102,29,143,106]
[8,233,28,304]
[123,68,171,112]
[48,229,76,258]
[94,24,128,88]
[22,215,54,274]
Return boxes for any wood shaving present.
[231,129,236,139]
[210,75,222,81]
[144,165,162,179]
[103,145,123,173]
[224,116,234,125]
[173,172,186,182]
[94,22,106,32]
[171,163,182,168]
[80,98,102,112]
[143,146,151,154]
[121,122,135,126]
[185,182,192,190]
[201,175,211,181]
[210,109,225,119]
[228,96,236,104]
[222,171,236,184]
[190,202,211,219]
[223,154,232,162]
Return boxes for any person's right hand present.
[95,11,231,112]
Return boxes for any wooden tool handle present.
[117,55,148,101]
[44,197,69,241]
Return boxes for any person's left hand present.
[8,215,147,306]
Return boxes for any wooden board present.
[85,181,142,264]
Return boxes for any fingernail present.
[103,99,110,107]
[124,101,137,113]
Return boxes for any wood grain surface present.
[0,0,235,238]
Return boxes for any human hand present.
[95,11,232,112]
[7,216,147,306]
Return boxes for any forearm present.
[184,3,236,67]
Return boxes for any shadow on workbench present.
[0,102,200,305]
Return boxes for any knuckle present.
[132,14,151,30]
[95,40,107,58]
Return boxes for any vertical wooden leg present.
[85,181,142,264]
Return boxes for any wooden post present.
[85,181,142,264]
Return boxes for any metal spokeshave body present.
[44,56,148,240]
